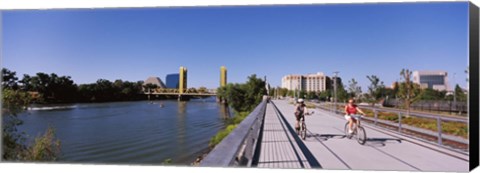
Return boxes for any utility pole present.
[333,71,339,114]
[453,73,457,113]
[297,80,301,99]
[274,87,277,100]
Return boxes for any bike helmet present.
[298,98,304,103]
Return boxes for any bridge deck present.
[256,103,311,168]
[145,93,216,96]
[256,100,468,172]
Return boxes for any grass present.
[209,111,249,147]
[305,103,316,109]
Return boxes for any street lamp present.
[453,73,457,112]
[333,71,339,114]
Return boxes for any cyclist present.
[294,98,308,131]
[344,98,366,134]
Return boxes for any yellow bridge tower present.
[220,66,227,87]
[179,66,187,94]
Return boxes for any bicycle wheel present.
[301,123,307,140]
[356,126,367,145]
[344,123,352,139]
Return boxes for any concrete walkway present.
[257,100,468,172]
[256,103,313,168]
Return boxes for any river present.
[15,97,230,165]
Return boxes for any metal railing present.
[200,99,267,167]
[317,102,468,146]
[384,99,468,114]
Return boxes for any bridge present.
[146,88,217,96]
[143,66,226,100]
[144,89,217,101]
[200,98,469,172]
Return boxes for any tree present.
[336,85,349,103]
[35,72,51,99]
[52,76,78,103]
[366,75,385,106]
[417,88,446,100]
[347,78,362,100]
[218,74,266,112]
[318,89,332,101]
[19,74,32,91]
[287,90,295,97]
[391,81,400,98]
[276,88,288,98]
[2,68,19,90]
[299,90,307,99]
[2,88,31,159]
[398,69,421,117]
[244,74,267,110]
[2,88,60,161]
[198,87,208,93]
[143,83,158,93]
[455,84,467,102]
[305,91,318,100]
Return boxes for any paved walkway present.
[255,100,469,172]
[256,103,312,168]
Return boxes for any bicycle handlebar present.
[350,114,364,120]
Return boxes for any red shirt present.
[346,104,357,115]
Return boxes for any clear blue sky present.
[2,2,469,91]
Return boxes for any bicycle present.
[296,111,314,140]
[344,114,367,145]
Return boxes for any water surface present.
[16,98,230,165]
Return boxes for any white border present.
[0,0,475,10]
[1,0,479,173]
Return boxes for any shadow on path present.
[306,133,346,142]
[364,137,403,147]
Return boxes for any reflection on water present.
[177,101,187,148]
[15,99,229,165]
[219,102,231,119]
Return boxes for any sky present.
[2,2,470,91]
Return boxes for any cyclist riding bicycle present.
[294,98,308,131]
[344,98,366,134]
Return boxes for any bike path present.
[256,103,312,168]
[271,100,468,172]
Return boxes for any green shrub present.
[209,124,238,147]
[23,127,61,161]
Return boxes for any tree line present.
[2,68,153,104]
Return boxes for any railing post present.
[437,117,443,145]
[374,110,378,126]
[398,112,402,133]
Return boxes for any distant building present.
[281,72,328,92]
[282,74,302,91]
[326,76,342,91]
[143,77,166,91]
[413,70,449,91]
[166,73,180,89]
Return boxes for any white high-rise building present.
[282,72,327,92]
[412,70,449,91]
[282,74,302,91]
